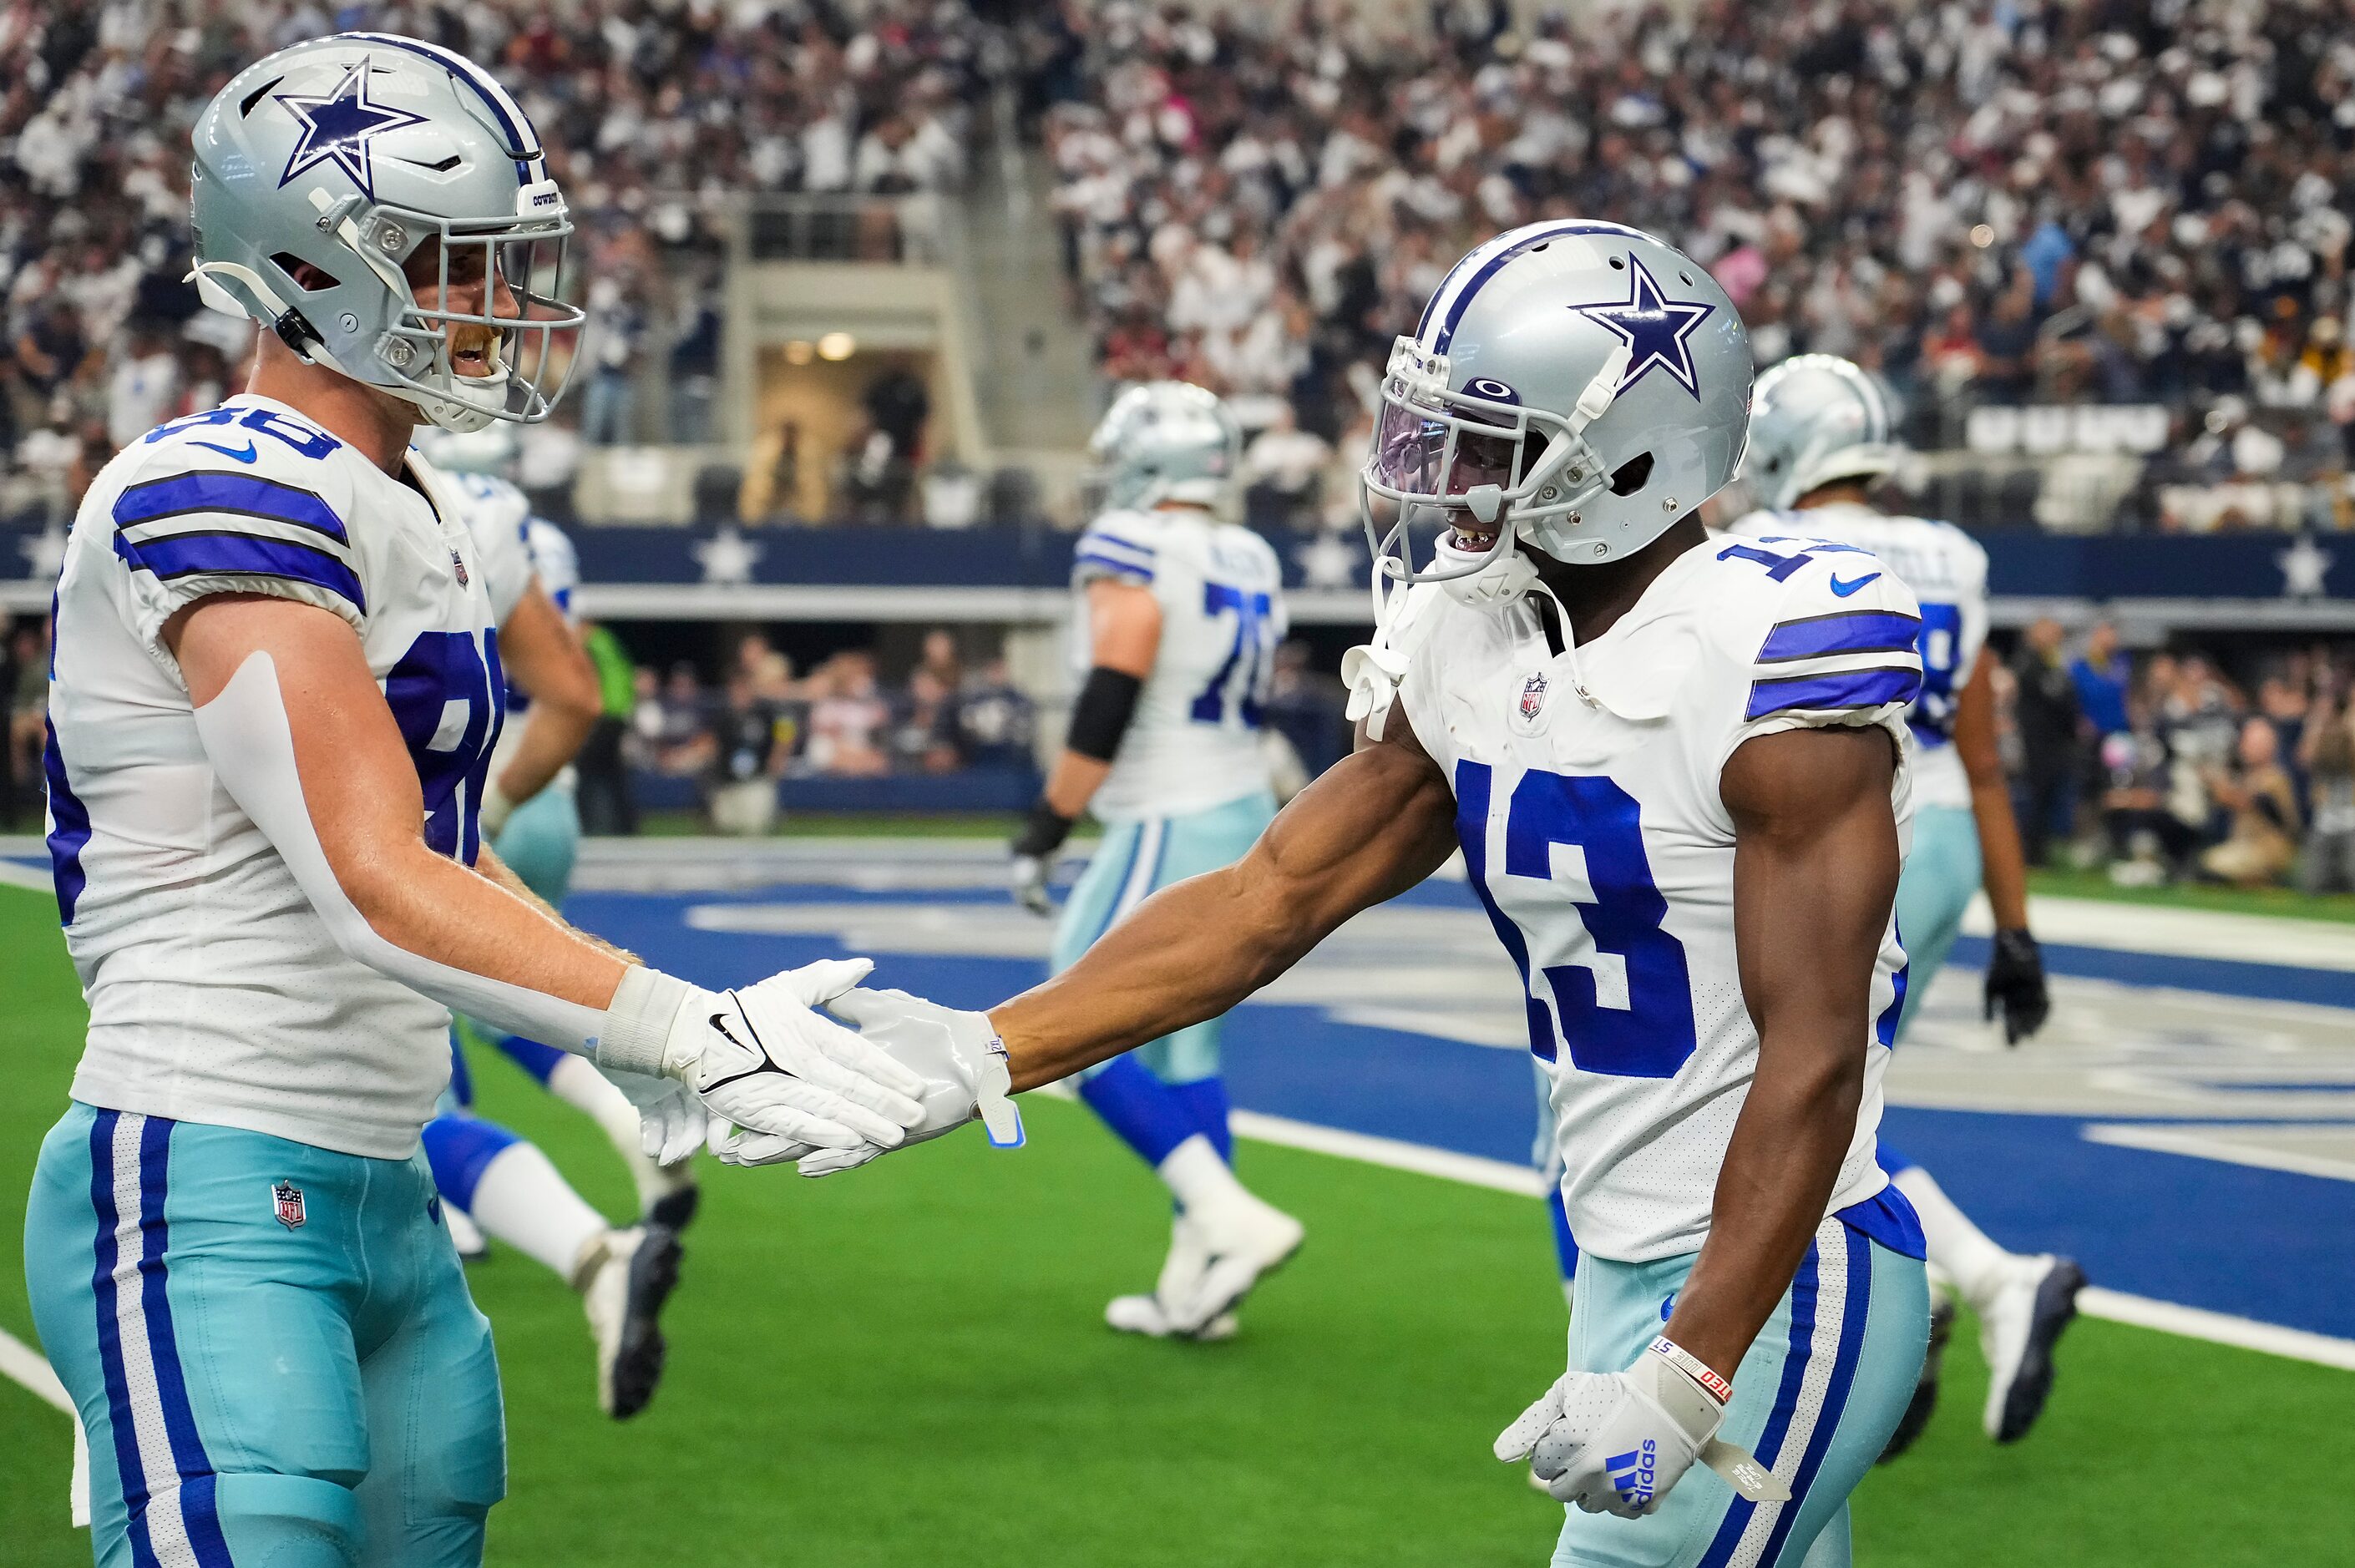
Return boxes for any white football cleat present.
[580,1226,685,1420]
[1107,1215,1238,1340]
[1977,1252,2085,1443]
[1105,1292,1238,1342]
[1159,1191,1304,1337]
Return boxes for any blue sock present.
[493,1031,569,1085]
[1876,1142,1919,1179]
[1168,1075,1233,1164]
[422,1113,521,1211]
[1547,1186,1580,1284]
[1077,1054,1201,1169]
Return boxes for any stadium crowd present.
[1045,0,2355,520]
[0,0,995,514]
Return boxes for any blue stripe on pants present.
[92,1111,235,1567]
[1755,1230,1872,1565]
[1698,1244,1821,1566]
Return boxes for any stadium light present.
[818,331,857,361]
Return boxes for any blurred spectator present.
[575,620,640,837]
[2008,619,2083,867]
[2070,622,2132,748]
[1241,407,1333,529]
[2200,717,2302,887]
[2298,690,2355,893]
[7,616,49,829]
[1262,639,1350,781]
[954,656,1038,769]
[706,671,788,836]
[806,652,891,776]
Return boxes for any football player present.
[1008,382,1303,1339]
[744,223,1936,1566]
[413,428,701,1419]
[1726,355,2084,1453]
[23,35,923,1567]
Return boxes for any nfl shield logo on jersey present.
[272,1180,306,1230]
[1520,672,1548,720]
[449,549,470,587]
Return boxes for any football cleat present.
[646,1182,700,1234]
[581,1226,685,1420]
[1878,1293,1956,1462]
[1159,1191,1304,1337]
[1979,1254,2086,1443]
[1107,1215,1237,1341]
[1105,1294,1238,1343]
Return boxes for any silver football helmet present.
[1742,354,1903,510]
[189,33,584,432]
[1090,381,1242,512]
[1361,220,1752,586]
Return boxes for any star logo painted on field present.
[275,61,427,200]
[1569,255,1716,399]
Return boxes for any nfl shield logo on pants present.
[272,1180,306,1230]
[1520,672,1548,720]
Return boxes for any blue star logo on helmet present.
[1569,255,1718,399]
[274,60,428,200]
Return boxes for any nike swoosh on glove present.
[711,986,1023,1173]
[1494,1339,1732,1517]
[661,959,928,1154]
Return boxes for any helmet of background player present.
[1088,381,1243,514]
[415,424,522,479]
[189,33,585,433]
[1360,221,1752,584]
[1742,354,1904,511]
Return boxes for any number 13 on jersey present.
[1456,759,1699,1078]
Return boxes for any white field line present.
[0,1324,70,1412]
[0,857,53,893]
[2075,1288,2355,1372]
[2082,1122,2355,1183]
[1228,1109,1548,1196]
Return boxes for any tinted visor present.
[1370,397,1530,501]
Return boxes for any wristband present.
[1011,797,1076,859]
[1648,1335,1734,1407]
[594,966,696,1078]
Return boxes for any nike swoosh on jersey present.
[189,438,260,463]
[1828,572,1881,596]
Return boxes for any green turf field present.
[1,879,2346,1566]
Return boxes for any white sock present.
[1156,1134,1251,1215]
[468,1141,610,1283]
[1891,1165,2014,1309]
[548,1054,692,1207]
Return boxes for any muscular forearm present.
[993,735,1459,1090]
[991,862,1300,1089]
[355,840,628,1014]
[1970,773,2033,929]
[1664,1050,1861,1378]
[477,845,641,965]
[1041,750,1112,819]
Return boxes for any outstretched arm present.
[1664,723,1900,1381]
[993,711,1461,1090]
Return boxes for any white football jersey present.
[1396,536,1920,1261]
[447,473,585,792]
[1071,508,1287,821]
[46,396,504,1161]
[1727,503,1988,812]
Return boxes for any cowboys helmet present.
[1361,221,1751,592]
[190,33,584,432]
[1743,354,1903,510]
[1090,382,1242,513]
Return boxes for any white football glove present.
[654,959,929,1155]
[1494,1338,1787,1517]
[710,987,1024,1172]
[600,1065,708,1166]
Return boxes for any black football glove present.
[1009,799,1075,917]
[1983,928,2050,1045]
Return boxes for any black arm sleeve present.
[1065,665,1145,763]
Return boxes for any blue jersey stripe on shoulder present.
[114,473,348,544]
[1758,610,1922,664]
[114,530,367,612]
[1080,530,1156,562]
[1745,665,1920,721]
[1076,551,1154,581]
